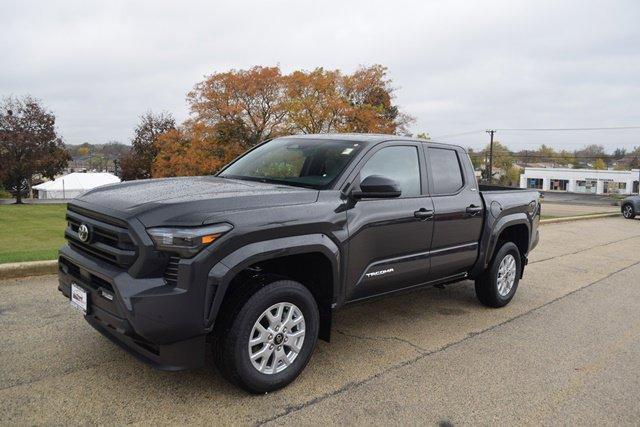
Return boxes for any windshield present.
[219,138,365,189]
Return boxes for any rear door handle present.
[414,208,434,220]
[466,205,482,216]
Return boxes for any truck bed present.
[466,184,541,278]
[479,184,540,216]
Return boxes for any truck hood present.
[74,176,319,226]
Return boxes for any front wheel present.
[213,279,319,393]
[622,204,636,219]
[475,241,522,308]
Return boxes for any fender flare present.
[469,213,531,278]
[204,234,341,330]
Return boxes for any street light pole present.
[486,130,496,184]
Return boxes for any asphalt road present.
[2,217,640,425]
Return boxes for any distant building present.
[33,172,120,199]
[67,155,92,172]
[520,167,640,195]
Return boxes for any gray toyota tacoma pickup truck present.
[58,134,540,393]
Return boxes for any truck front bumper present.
[58,244,207,371]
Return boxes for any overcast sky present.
[2,0,639,152]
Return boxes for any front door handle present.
[466,205,482,216]
[414,208,434,220]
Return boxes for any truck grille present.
[164,256,180,286]
[65,206,137,268]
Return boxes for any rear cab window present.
[427,147,465,195]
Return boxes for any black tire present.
[213,279,319,393]
[622,204,636,219]
[475,241,522,308]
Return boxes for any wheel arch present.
[470,213,531,278]
[206,234,340,342]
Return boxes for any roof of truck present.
[285,133,466,151]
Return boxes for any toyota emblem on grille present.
[78,223,90,242]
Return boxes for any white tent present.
[33,172,121,200]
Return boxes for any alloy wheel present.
[248,302,306,374]
[497,254,517,297]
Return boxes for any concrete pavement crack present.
[0,357,123,392]
[333,329,429,354]
[255,259,640,426]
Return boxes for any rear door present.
[345,141,434,301]
[425,146,484,280]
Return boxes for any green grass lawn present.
[0,204,67,264]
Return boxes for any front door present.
[345,143,434,301]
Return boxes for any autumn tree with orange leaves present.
[283,68,346,134]
[187,66,287,149]
[153,121,244,177]
[152,65,413,178]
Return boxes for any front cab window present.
[359,146,421,197]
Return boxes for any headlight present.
[147,223,233,258]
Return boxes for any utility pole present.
[486,130,496,184]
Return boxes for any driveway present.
[2,217,640,425]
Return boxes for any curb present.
[540,212,620,225]
[0,260,58,281]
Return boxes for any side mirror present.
[352,175,402,199]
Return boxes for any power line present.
[431,126,640,173]
[431,130,484,139]
[496,126,640,132]
[467,153,637,160]
[505,141,640,146]
[430,126,640,140]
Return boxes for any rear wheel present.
[622,204,636,219]
[475,241,521,308]
[213,279,319,393]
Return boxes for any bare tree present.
[120,111,175,180]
